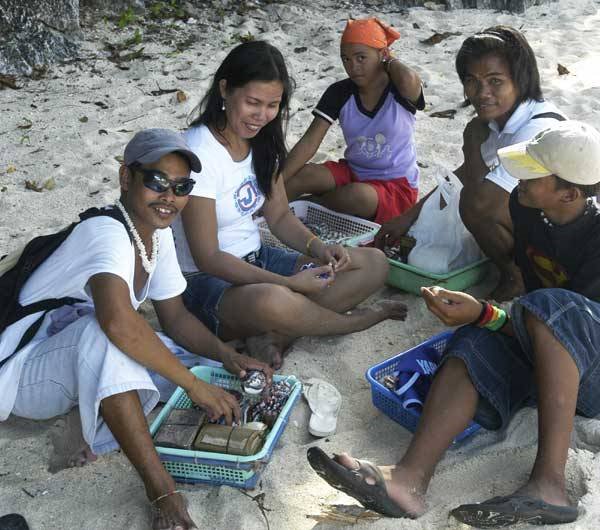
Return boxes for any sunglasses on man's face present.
[133,167,195,197]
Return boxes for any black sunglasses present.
[132,167,195,197]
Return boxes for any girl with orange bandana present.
[284,17,424,224]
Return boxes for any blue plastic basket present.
[365,331,481,443]
[149,366,302,489]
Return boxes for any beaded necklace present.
[114,199,159,274]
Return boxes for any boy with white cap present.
[0,128,271,530]
[307,121,600,527]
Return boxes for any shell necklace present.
[115,199,159,274]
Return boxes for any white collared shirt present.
[481,99,566,192]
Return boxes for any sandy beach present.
[2,0,600,528]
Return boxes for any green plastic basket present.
[149,366,301,489]
[386,256,490,295]
[349,237,490,295]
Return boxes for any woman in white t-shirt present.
[172,41,407,369]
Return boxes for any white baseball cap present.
[498,121,600,186]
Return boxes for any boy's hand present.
[421,286,483,326]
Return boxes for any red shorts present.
[324,159,418,224]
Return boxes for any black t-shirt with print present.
[510,189,600,302]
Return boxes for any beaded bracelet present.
[474,301,508,331]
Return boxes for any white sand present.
[2,0,600,528]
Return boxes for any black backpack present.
[0,206,131,368]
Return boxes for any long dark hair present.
[188,40,294,198]
[456,25,543,105]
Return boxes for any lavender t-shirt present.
[313,79,424,187]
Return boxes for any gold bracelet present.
[306,234,319,256]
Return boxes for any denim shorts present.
[442,288,600,430]
[182,245,300,336]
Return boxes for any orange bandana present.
[341,18,400,49]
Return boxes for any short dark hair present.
[554,175,600,199]
[456,25,542,105]
[188,40,294,198]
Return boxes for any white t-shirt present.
[0,215,186,420]
[172,125,265,272]
[481,99,566,192]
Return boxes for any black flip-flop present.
[0,514,29,530]
[450,494,579,528]
[306,447,410,518]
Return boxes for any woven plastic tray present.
[255,200,380,250]
[366,331,481,443]
[149,366,301,489]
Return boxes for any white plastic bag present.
[407,172,482,274]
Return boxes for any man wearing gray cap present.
[0,128,271,530]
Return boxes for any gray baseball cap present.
[124,128,202,173]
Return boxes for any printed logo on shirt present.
[234,176,261,215]
[526,245,569,288]
[354,132,392,160]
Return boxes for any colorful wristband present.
[475,302,507,331]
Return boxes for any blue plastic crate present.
[149,366,302,488]
[365,331,481,443]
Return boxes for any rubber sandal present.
[450,493,579,527]
[303,378,341,437]
[306,447,410,518]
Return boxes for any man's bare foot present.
[245,332,293,370]
[151,492,198,530]
[334,453,426,517]
[48,408,98,473]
